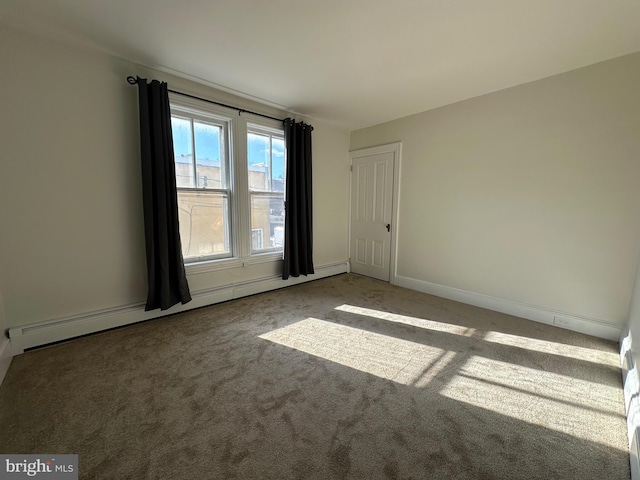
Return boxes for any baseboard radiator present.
[8,262,349,354]
[621,329,640,480]
[0,336,12,386]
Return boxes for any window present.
[247,125,285,254]
[169,94,285,268]
[171,107,232,263]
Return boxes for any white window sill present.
[185,252,283,275]
[243,251,284,266]
[185,258,244,275]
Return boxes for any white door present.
[350,151,394,281]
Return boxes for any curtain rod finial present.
[126,76,137,85]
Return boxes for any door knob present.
[386,224,391,232]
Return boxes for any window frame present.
[247,123,286,255]
[170,97,235,264]
[168,93,286,273]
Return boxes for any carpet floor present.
[0,273,630,479]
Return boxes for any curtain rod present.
[127,76,286,123]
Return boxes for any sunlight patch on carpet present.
[440,355,626,450]
[335,304,618,368]
[335,304,477,337]
[484,331,619,367]
[259,317,453,386]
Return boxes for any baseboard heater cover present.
[0,336,12,387]
[8,262,348,354]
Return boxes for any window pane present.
[248,133,270,191]
[272,137,285,193]
[171,117,194,188]
[250,194,284,252]
[194,121,224,189]
[178,191,230,259]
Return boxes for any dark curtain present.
[135,77,192,310]
[283,119,314,280]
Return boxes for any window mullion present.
[269,135,273,191]
[234,117,250,259]
[190,119,197,187]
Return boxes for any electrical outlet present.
[553,316,573,328]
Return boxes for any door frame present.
[348,142,402,284]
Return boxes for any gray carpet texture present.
[0,273,630,479]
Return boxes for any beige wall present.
[0,25,350,329]
[0,292,7,338]
[351,53,640,324]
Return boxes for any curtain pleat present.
[136,77,192,310]
[283,119,314,280]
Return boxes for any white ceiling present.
[2,0,640,130]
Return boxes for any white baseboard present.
[8,262,348,354]
[394,275,621,341]
[0,336,12,386]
